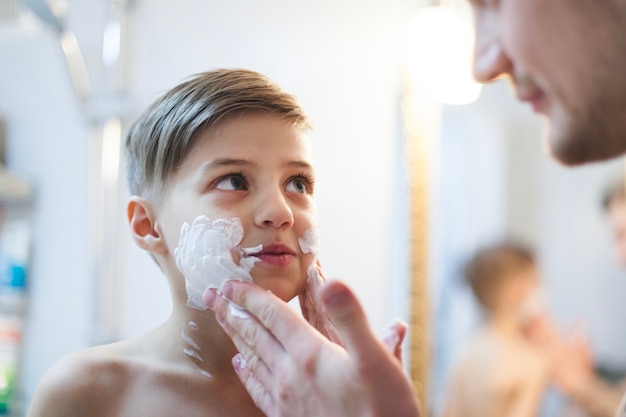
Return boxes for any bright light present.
[102,21,121,68]
[407,5,482,105]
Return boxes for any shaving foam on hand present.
[175,215,261,310]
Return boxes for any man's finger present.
[205,288,283,377]
[322,281,421,417]
[321,280,381,362]
[381,319,407,362]
[231,353,277,417]
[220,280,324,355]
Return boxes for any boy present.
[27,69,336,416]
[444,242,549,417]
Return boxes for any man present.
[205,1,626,416]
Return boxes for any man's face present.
[469,0,626,165]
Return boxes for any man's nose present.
[472,12,511,82]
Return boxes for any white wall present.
[0,0,424,408]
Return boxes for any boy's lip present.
[249,243,296,257]
[248,243,297,267]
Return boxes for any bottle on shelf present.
[0,108,33,415]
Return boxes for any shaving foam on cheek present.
[299,228,320,256]
[299,227,321,280]
[175,215,262,310]
[298,227,322,289]
[298,228,324,304]
[297,227,342,344]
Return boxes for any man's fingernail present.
[322,283,350,307]
[232,353,247,373]
[203,288,217,309]
[221,280,234,299]
[381,326,400,347]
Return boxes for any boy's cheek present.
[301,252,317,274]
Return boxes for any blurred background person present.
[542,177,626,417]
[519,177,626,417]
[444,241,549,417]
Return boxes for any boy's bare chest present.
[105,373,265,417]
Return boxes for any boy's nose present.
[254,190,294,229]
[472,12,511,83]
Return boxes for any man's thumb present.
[321,280,379,360]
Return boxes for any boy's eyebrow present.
[200,158,252,175]
[201,159,313,173]
[288,161,313,170]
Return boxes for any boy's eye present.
[215,175,248,191]
[285,177,311,194]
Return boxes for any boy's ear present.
[127,196,168,255]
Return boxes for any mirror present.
[417,80,626,416]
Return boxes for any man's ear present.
[127,196,168,255]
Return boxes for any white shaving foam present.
[299,227,321,281]
[228,302,251,319]
[183,347,204,362]
[181,329,201,350]
[298,228,320,257]
[235,354,247,370]
[181,321,210,377]
[175,215,261,310]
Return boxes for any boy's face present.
[158,113,317,302]
[489,265,539,316]
[470,0,626,165]
[607,197,626,266]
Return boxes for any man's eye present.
[285,177,310,194]
[215,175,248,191]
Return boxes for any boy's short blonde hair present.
[125,68,311,200]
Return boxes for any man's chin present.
[544,105,626,165]
[544,125,625,166]
[544,140,589,167]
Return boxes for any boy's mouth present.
[249,244,296,267]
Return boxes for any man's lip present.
[517,90,547,113]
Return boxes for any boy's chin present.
[250,278,303,303]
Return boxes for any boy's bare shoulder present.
[27,343,135,417]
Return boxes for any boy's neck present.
[158,261,243,376]
[487,310,524,339]
[165,305,242,377]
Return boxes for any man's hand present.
[203,280,421,417]
[525,315,624,417]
